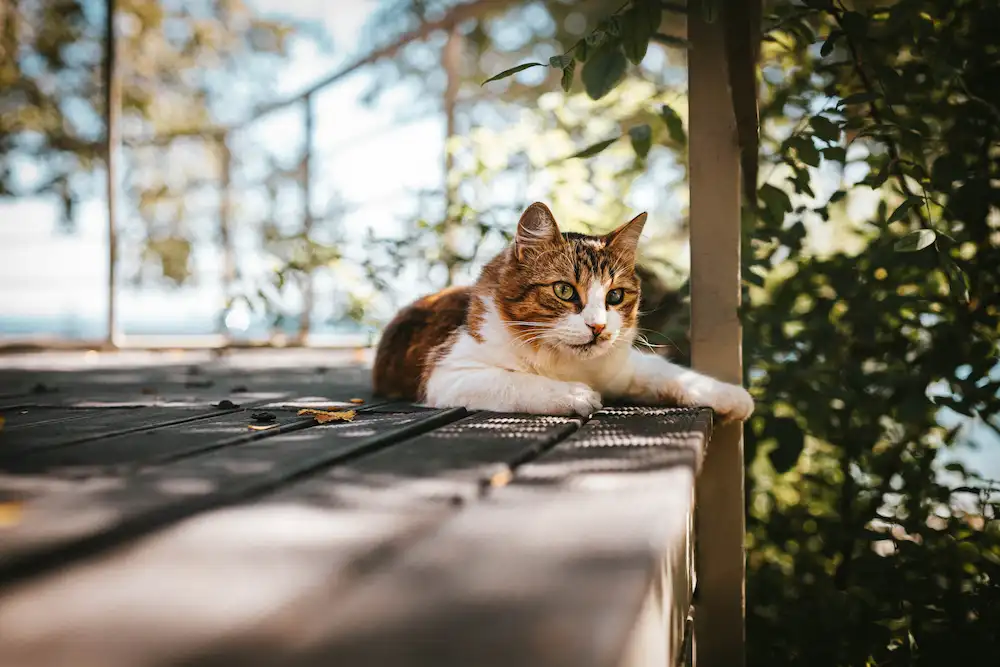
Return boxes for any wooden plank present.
[688,2,747,666]
[0,403,359,477]
[0,408,108,430]
[0,405,245,460]
[0,407,466,585]
[0,412,584,667]
[273,411,583,509]
[176,408,709,667]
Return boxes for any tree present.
[0,0,316,284]
[483,0,1000,664]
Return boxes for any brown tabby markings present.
[373,206,643,401]
[485,232,641,340]
[372,286,471,400]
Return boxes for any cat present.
[372,202,753,421]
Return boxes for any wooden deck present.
[0,350,709,667]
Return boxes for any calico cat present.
[372,202,753,421]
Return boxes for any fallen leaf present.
[0,416,5,431]
[248,424,278,431]
[0,502,23,527]
[349,398,365,404]
[488,469,513,488]
[298,408,356,423]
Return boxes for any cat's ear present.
[605,212,647,265]
[514,202,563,261]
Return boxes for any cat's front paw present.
[541,381,603,417]
[699,381,754,423]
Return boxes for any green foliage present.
[480,0,684,101]
[486,0,1000,663]
[628,124,652,159]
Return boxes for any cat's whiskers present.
[632,326,685,352]
[511,331,558,351]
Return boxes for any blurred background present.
[0,0,690,349]
[1,0,999,664]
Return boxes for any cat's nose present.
[588,323,606,337]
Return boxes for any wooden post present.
[103,0,121,349]
[688,2,746,667]
[297,93,315,345]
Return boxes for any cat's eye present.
[553,282,577,301]
[606,288,625,305]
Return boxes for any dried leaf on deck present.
[0,502,23,527]
[297,408,356,423]
[248,424,278,431]
[0,416,5,431]
[349,398,365,404]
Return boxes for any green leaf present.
[887,197,922,224]
[820,29,842,57]
[604,15,623,37]
[639,0,662,30]
[581,44,628,100]
[628,124,653,158]
[585,30,608,47]
[839,91,878,106]
[549,55,574,69]
[745,267,766,288]
[790,136,820,167]
[659,104,686,145]
[569,136,620,159]
[893,229,936,252]
[481,62,546,86]
[810,115,841,142]
[945,260,971,303]
[767,417,805,473]
[574,40,589,62]
[759,183,793,222]
[823,146,847,163]
[930,154,964,188]
[560,60,576,92]
[621,7,651,65]
[865,161,892,188]
[840,11,868,38]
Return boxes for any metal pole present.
[218,132,235,344]
[296,93,314,345]
[442,22,461,285]
[103,0,120,349]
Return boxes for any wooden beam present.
[688,2,746,666]
[724,0,763,199]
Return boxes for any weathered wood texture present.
[0,353,711,667]
[689,2,750,666]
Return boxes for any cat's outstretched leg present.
[424,365,602,417]
[604,349,754,422]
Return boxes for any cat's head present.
[492,202,646,360]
